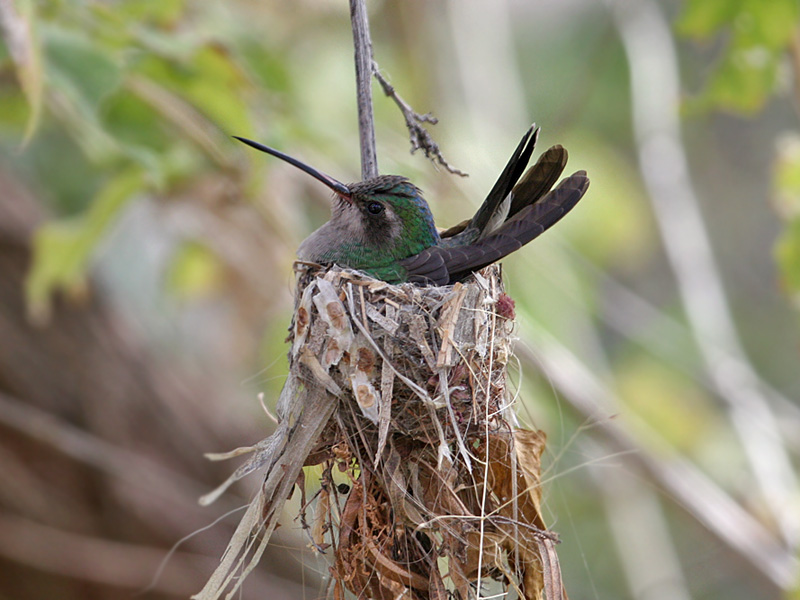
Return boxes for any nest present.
[195,264,566,600]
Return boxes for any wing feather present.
[440,126,539,244]
[446,171,589,282]
[508,145,568,217]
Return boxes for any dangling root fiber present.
[194,263,566,600]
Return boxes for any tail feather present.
[476,144,569,241]
[440,126,539,244]
[508,145,568,217]
[445,171,589,282]
[401,171,589,286]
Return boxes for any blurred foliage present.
[166,240,225,301]
[677,0,800,327]
[775,135,800,309]
[677,0,798,113]
[0,0,265,319]
[26,166,143,322]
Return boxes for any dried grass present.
[195,264,566,600]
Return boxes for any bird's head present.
[234,136,439,251]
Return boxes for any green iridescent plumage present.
[296,176,440,283]
[234,127,589,286]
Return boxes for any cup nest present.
[195,263,564,600]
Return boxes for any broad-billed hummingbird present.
[235,126,589,286]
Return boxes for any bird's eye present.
[367,201,384,215]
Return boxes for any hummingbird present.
[234,126,589,286]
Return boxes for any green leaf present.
[773,134,800,311]
[676,0,741,38]
[677,0,800,114]
[745,0,799,50]
[132,46,253,158]
[25,167,144,323]
[182,46,253,134]
[775,136,800,218]
[42,24,123,113]
[111,0,185,26]
[0,0,46,144]
[698,45,781,113]
[38,23,125,162]
[236,37,291,93]
[775,218,800,305]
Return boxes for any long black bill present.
[233,136,351,197]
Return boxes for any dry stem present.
[373,65,468,177]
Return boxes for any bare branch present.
[373,64,468,177]
[348,0,378,179]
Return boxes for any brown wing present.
[508,145,568,217]
[400,171,589,285]
[447,171,588,282]
[400,249,450,286]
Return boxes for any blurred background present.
[1,0,799,598]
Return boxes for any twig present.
[348,0,378,179]
[349,0,465,178]
[373,65,468,177]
